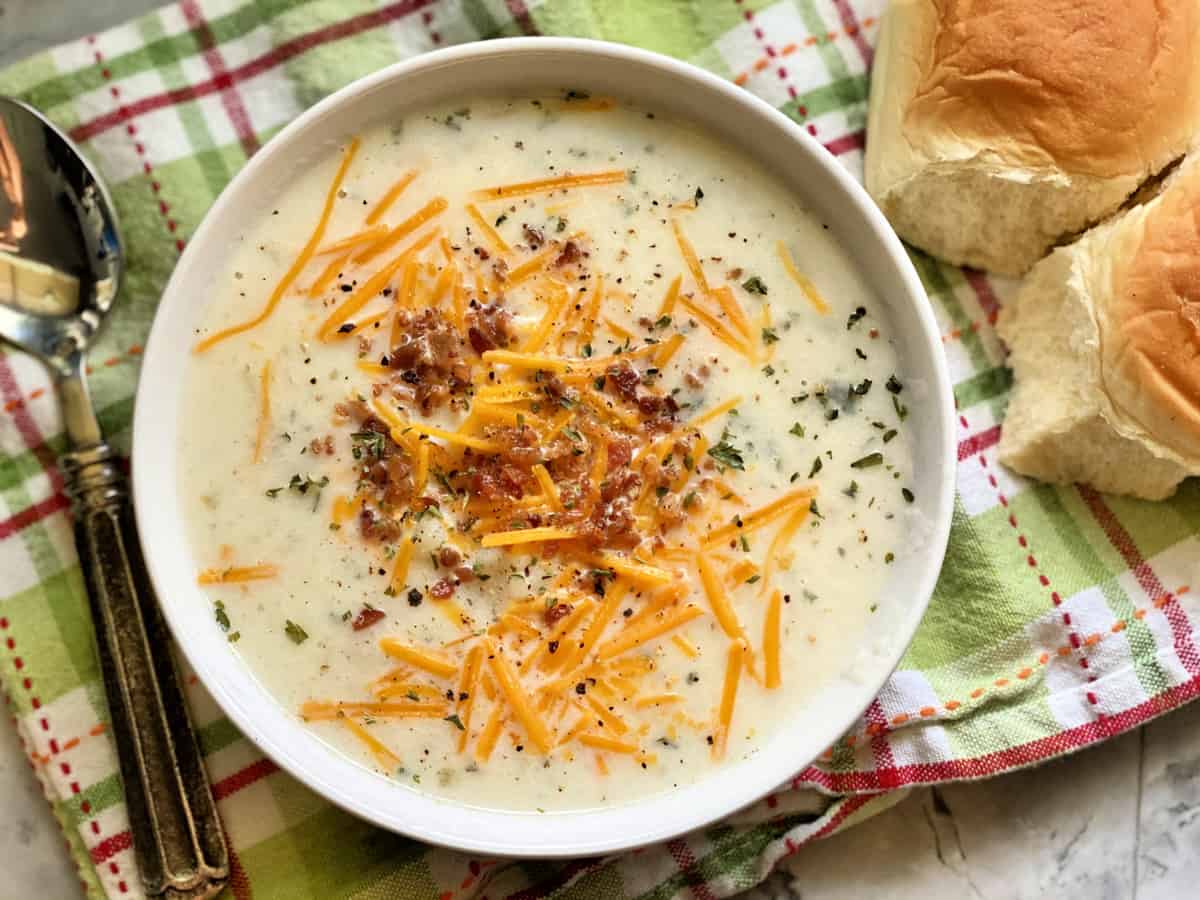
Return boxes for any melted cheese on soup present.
[181,94,917,812]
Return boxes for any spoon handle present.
[62,442,229,899]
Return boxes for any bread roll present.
[997,159,1200,499]
[865,0,1200,276]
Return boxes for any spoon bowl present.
[0,96,122,443]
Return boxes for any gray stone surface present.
[0,695,82,898]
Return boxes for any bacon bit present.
[545,602,574,627]
[466,303,513,354]
[488,424,542,467]
[607,437,633,469]
[656,493,687,531]
[430,578,457,600]
[555,240,582,267]
[388,308,471,413]
[359,504,404,543]
[606,361,641,402]
[352,606,387,631]
[438,546,462,569]
[471,457,531,500]
[523,224,545,248]
[309,435,335,455]
[568,468,642,549]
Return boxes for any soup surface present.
[181,94,916,812]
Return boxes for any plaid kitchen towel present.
[1,1,1198,898]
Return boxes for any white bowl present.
[133,37,955,858]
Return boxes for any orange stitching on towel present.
[731,17,879,87]
[821,585,1191,758]
[28,723,107,766]
[2,345,142,412]
[941,311,999,344]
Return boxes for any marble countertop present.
[2,3,1198,898]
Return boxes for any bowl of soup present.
[133,37,955,856]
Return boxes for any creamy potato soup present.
[181,94,916,812]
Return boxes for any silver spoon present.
[0,97,228,899]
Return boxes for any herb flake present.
[741,275,768,296]
[707,439,746,471]
[850,452,884,469]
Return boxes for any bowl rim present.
[132,36,956,857]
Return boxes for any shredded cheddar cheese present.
[365,170,418,225]
[194,137,361,353]
[764,589,783,690]
[196,564,278,584]
[252,360,271,464]
[777,240,831,315]
[471,170,627,201]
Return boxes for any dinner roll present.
[865,0,1200,276]
[997,159,1200,499]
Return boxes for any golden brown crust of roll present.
[1106,172,1200,456]
[906,0,1199,179]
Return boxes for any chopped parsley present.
[707,439,746,471]
[741,275,769,295]
[847,306,867,329]
[213,601,230,632]
[267,473,330,510]
[809,456,823,478]
[761,327,779,344]
[789,423,805,438]
[902,487,915,503]
[351,430,385,459]
[284,620,309,644]
[444,714,465,731]
[850,452,884,469]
